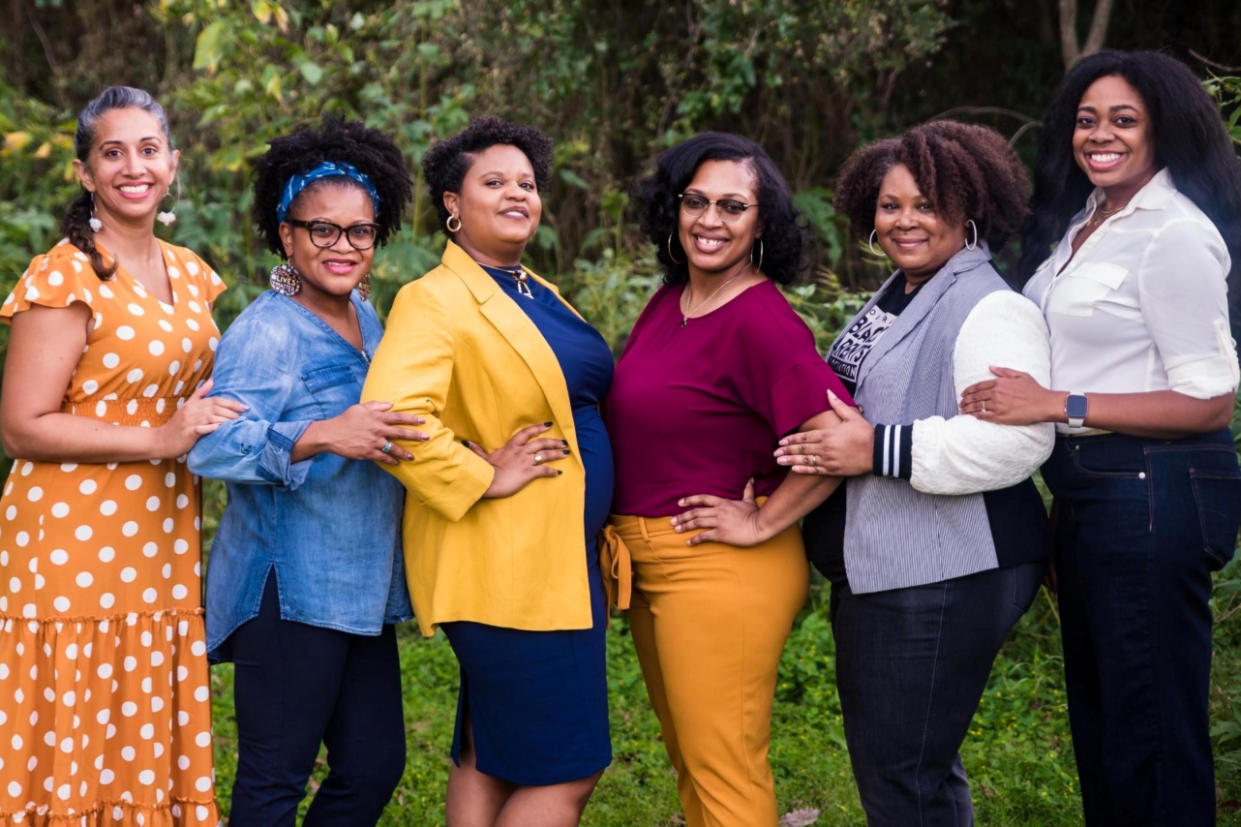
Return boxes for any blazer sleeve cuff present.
[872,423,913,480]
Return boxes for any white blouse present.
[1024,168,1240,432]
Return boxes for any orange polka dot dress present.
[0,239,225,826]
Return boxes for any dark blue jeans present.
[1043,429,1241,826]
[831,561,1045,826]
[227,575,406,827]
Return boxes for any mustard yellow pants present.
[609,515,809,827]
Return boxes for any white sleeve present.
[1138,218,1240,398]
[908,291,1056,496]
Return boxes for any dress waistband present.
[64,396,182,426]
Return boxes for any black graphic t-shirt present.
[827,274,922,395]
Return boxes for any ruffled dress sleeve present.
[0,239,101,320]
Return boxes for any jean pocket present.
[1189,469,1241,570]
[1070,442,1147,479]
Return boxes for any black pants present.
[1044,430,1241,825]
[227,575,405,827]
[831,561,1044,827]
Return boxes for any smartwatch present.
[1065,393,1088,428]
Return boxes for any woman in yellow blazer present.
[362,117,613,826]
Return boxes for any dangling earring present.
[666,233,684,264]
[750,238,764,271]
[269,262,302,296]
[88,194,103,233]
[867,228,879,256]
[446,214,462,234]
[357,273,371,300]
[156,178,180,227]
[964,219,979,251]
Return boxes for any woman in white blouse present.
[960,51,1241,826]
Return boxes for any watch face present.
[1067,394,1088,420]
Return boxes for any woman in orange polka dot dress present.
[0,87,244,825]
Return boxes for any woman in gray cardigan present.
[774,121,1054,825]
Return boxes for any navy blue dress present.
[440,264,614,785]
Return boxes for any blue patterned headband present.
[275,160,381,223]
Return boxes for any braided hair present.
[252,117,413,256]
[62,86,172,280]
[834,120,1031,253]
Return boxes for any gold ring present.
[810,455,819,466]
[534,453,544,464]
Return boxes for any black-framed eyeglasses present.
[678,193,757,222]
[285,219,380,251]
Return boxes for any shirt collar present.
[1084,166,1174,222]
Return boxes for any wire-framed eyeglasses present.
[285,219,381,251]
[678,193,757,222]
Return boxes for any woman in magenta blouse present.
[604,132,850,827]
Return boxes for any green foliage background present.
[3,1,1241,823]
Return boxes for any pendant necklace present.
[681,271,746,327]
[494,264,533,298]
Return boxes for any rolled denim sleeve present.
[188,307,315,489]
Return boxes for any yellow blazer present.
[362,241,593,636]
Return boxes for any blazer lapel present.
[855,247,988,390]
[441,242,576,430]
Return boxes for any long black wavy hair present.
[62,86,172,280]
[1018,50,1241,311]
[635,132,807,285]
[252,117,412,256]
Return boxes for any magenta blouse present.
[604,280,853,517]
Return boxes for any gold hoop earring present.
[666,233,684,264]
[751,238,764,271]
[446,214,462,234]
[867,228,879,256]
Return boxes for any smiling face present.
[73,106,178,230]
[278,181,376,305]
[443,143,541,266]
[1072,74,1158,206]
[677,158,762,280]
[873,162,967,284]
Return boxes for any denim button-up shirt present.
[189,290,412,659]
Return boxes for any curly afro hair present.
[635,132,807,285]
[252,117,412,256]
[834,120,1031,252]
[421,116,553,231]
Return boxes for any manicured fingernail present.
[563,449,571,456]
[556,469,563,476]
[828,390,838,401]
[461,439,471,447]
[543,421,552,427]
[561,440,569,447]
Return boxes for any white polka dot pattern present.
[0,240,225,824]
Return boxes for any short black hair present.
[834,120,1030,252]
[421,116,553,231]
[252,117,412,256]
[635,132,807,285]
[1019,49,1241,302]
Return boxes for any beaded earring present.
[357,273,371,300]
[269,262,302,296]
[88,194,103,233]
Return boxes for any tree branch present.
[1081,0,1114,58]
[1058,0,1079,70]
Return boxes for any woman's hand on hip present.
[307,400,428,464]
[775,390,872,476]
[671,478,772,547]
[470,422,570,498]
[156,378,249,459]
[959,366,1061,425]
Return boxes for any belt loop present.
[638,514,651,542]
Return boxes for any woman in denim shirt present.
[188,119,423,825]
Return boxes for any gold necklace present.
[680,270,748,328]
[1085,202,1123,227]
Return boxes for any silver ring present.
[981,401,987,413]
[810,455,819,466]
[381,440,393,454]
[534,452,544,464]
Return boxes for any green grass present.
[207,559,1241,826]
